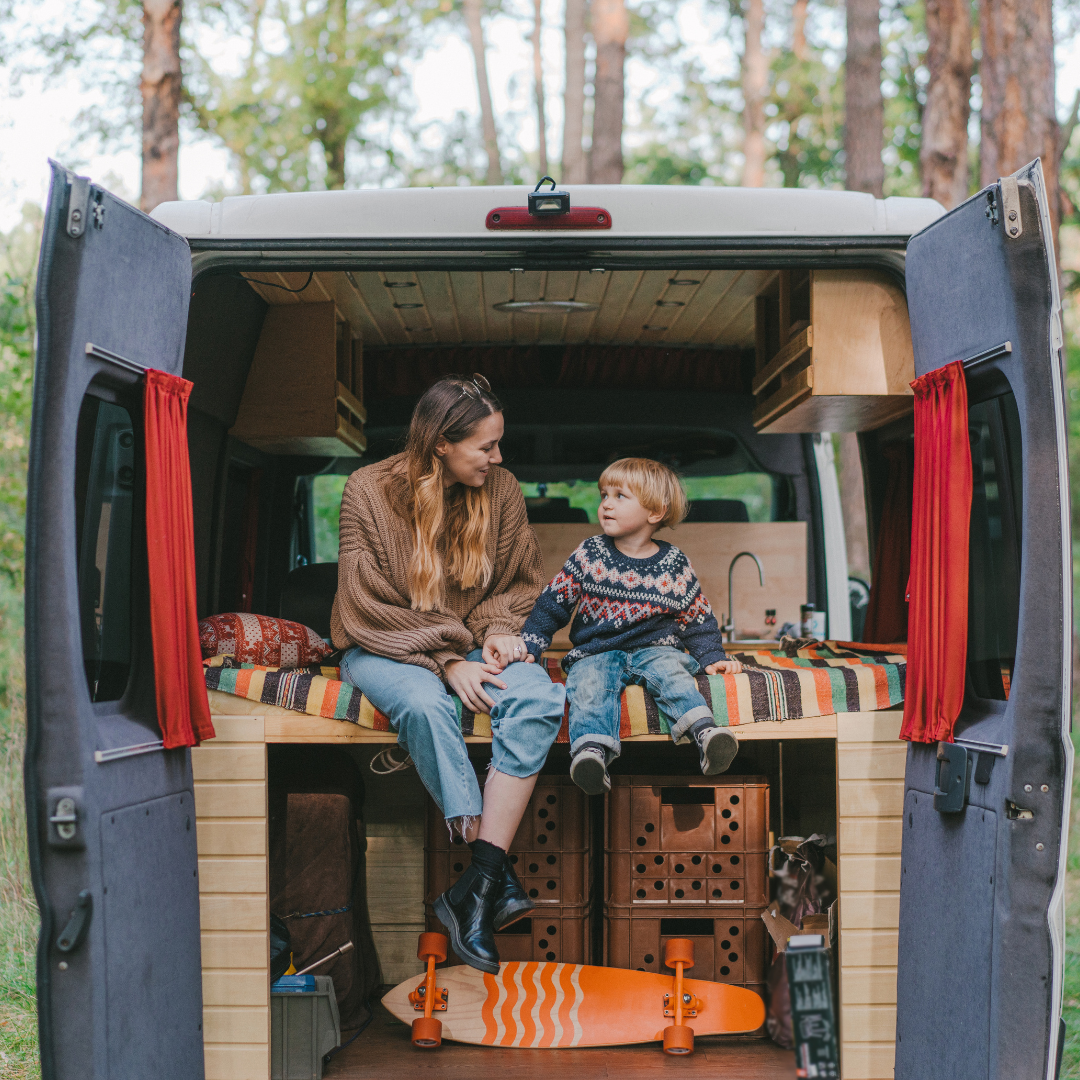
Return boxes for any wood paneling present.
[202,1045,270,1080]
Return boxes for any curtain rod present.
[85,342,147,376]
[961,341,1012,371]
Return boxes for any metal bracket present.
[663,991,701,1017]
[409,984,448,1011]
[66,174,91,239]
[46,787,84,849]
[1000,176,1022,239]
[56,891,92,953]
[934,742,971,813]
[984,189,999,227]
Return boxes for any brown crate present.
[604,905,768,985]
[607,776,769,854]
[426,847,589,907]
[426,904,590,966]
[607,850,769,908]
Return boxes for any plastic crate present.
[270,974,340,1080]
[607,849,769,907]
[606,776,769,854]
[426,904,590,965]
[604,905,768,985]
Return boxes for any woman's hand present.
[445,659,508,713]
[482,635,533,670]
[705,659,744,675]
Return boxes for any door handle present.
[56,890,92,953]
[934,743,971,813]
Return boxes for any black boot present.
[434,862,501,974]
[493,857,534,931]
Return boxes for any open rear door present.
[26,163,205,1079]
[895,159,1069,1080]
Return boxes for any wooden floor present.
[325,1002,797,1079]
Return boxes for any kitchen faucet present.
[723,551,765,642]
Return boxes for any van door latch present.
[56,891,92,953]
[46,787,84,849]
[1006,800,1034,821]
[934,743,971,813]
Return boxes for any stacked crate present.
[425,776,591,964]
[605,776,770,1004]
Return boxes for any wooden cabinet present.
[230,301,366,456]
[752,270,915,433]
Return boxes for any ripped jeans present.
[340,646,566,825]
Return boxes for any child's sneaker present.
[570,744,611,795]
[695,724,739,775]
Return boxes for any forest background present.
[1,0,1080,1075]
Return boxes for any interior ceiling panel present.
[242,268,775,349]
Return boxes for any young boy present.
[520,458,744,796]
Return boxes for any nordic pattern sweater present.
[329,455,547,678]
[521,534,728,670]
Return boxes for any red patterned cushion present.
[199,613,333,667]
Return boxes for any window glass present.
[75,397,134,702]
[313,474,347,563]
[967,392,1022,700]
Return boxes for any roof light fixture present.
[493,299,599,314]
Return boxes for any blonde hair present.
[399,376,501,611]
[599,458,688,529]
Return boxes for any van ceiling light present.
[668,279,700,286]
[493,300,600,314]
[384,281,415,288]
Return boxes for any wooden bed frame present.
[192,698,903,1080]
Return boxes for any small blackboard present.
[785,934,840,1079]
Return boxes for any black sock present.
[469,838,506,880]
[690,717,716,741]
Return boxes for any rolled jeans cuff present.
[569,732,621,761]
[669,703,715,742]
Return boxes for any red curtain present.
[862,442,914,643]
[901,361,972,744]
[144,369,215,748]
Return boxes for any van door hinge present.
[934,742,971,813]
[985,189,999,227]
[46,787,84,849]
[56,891,92,953]
[1000,176,1022,239]
[66,173,91,239]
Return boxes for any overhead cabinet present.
[230,300,366,456]
[752,269,915,433]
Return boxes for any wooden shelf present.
[752,270,915,434]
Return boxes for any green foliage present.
[313,474,347,562]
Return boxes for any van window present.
[313,474,347,562]
[967,391,1022,701]
[75,396,135,701]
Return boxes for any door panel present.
[897,159,1069,1080]
[27,163,204,1079]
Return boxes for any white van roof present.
[150,185,944,241]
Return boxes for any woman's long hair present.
[398,375,503,611]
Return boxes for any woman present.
[331,374,565,974]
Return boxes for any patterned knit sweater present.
[330,456,546,678]
[521,534,728,670]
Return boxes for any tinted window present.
[75,397,135,701]
[967,392,1022,700]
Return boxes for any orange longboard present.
[382,959,766,1049]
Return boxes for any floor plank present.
[325,1003,796,1079]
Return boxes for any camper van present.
[26,159,1069,1080]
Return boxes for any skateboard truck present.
[410,932,448,1048]
[661,938,696,1055]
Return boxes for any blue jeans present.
[564,647,714,758]
[339,646,565,823]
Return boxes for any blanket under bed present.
[203,642,906,741]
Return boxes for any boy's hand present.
[482,635,534,670]
[705,659,744,675]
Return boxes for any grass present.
[0,581,38,1080]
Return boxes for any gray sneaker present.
[570,745,611,795]
[696,725,739,775]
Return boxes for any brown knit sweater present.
[330,455,546,677]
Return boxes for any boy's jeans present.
[340,646,565,824]
[565,646,714,758]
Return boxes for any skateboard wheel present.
[663,938,695,969]
[412,1016,442,1048]
[663,1024,694,1055]
[417,932,448,964]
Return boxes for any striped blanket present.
[203,642,905,741]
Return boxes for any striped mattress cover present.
[203,642,906,741]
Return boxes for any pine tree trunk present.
[741,0,767,187]
[534,0,549,177]
[562,0,587,183]
[589,0,627,184]
[836,433,871,582]
[463,0,503,185]
[141,0,182,212]
[921,0,972,208]
[979,0,1058,240]
[844,0,884,197]
[792,0,808,62]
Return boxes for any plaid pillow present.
[198,612,333,668]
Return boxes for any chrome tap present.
[723,551,765,642]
